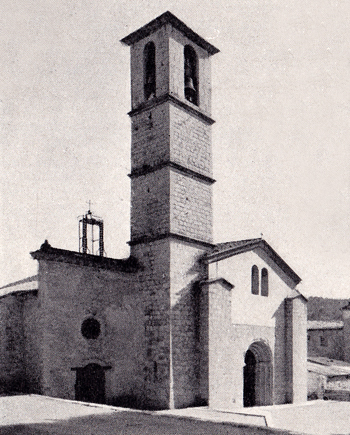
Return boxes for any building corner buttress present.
[285,296,307,404]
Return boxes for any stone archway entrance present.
[243,341,273,407]
[74,363,106,404]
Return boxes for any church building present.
[0,12,307,410]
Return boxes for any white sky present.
[1,0,349,298]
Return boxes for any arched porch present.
[243,341,273,407]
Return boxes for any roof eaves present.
[212,238,262,253]
[121,11,220,56]
[204,239,262,263]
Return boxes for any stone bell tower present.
[122,12,219,409]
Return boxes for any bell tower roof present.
[121,11,219,56]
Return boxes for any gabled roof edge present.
[204,239,301,286]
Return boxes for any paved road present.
[3,395,350,434]
[260,400,350,435]
[0,395,291,435]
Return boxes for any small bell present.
[146,72,155,84]
[185,76,196,92]
[185,77,196,103]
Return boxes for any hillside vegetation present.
[307,297,349,321]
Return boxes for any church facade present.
[0,12,307,410]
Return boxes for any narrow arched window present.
[144,42,156,100]
[184,45,198,105]
[251,265,259,295]
[261,268,269,297]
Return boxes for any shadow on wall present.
[0,371,41,396]
[110,394,159,410]
[170,261,208,409]
[273,301,289,404]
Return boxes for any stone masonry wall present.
[308,328,344,360]
[169,103,212,178]
[342,308,350,363]
[0,294,25,393]
[131,167,170,241]
[204,276,296,410]
[131,238,210,410]
[199,280,209,403]
[131,239,171,409]
[131,165,213,244]
[37,259,146,405]
[285,297,307,404]
[130,102,212,178]
[169,240,208,408]
[170,170,212,243]
[291,297,307,403]
[273,300,288,404]
[284,299,293,403]
[131,105,170,171]
[23,293,42,393]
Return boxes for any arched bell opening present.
[184,45,198,105]
[243,341,273,407]
[144,41,156,100]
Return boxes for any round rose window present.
[81,318,101,339]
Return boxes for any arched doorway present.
[243,341,273,407]
[75,363,106,404]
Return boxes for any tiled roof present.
[211,238,262,253]
[308,320,344,330]
[0,275,38,297]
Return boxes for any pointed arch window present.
[261,268,269,297]
[144,42,156,100]
[184,45,198,105]
[251,265,259,295]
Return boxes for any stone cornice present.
[31,241,141,273]
[129,161,215,185]
[121,11,220,56]
[128,93,215,126]
[129,232,214,249]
